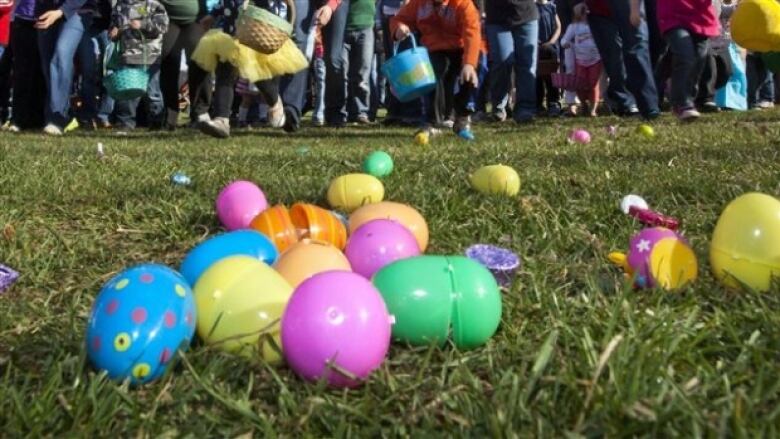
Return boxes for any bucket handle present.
[393,33,417,57]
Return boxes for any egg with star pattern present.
[626,227,698,290]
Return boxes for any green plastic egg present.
[373,255,502,349]
[362,151,394,178]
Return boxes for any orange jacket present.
[390,0,482,67]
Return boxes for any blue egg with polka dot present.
[86,264,196,384]
[180,230,278,286]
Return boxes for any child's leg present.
[212,62,238,119]
[589,63,603,116]
[664,27,707,110]
[544,74,560,113]
[346,27,373,122]
[427,50,454,127]
[575,63,589,109]
[256,77,285,127]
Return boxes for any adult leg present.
[0,39,12,123]
[746,53,770,108]
[159,22,183,123]
[486,23,513,119]
[695,49,717,108]
[76,24,101,126]
[14,20,45,129]
[144,63,164,126]
[664,28,700,110]
[312,55,326,123]
[322,0,350,126]
[587,13,636,113]
[95,30,114,125]
[347,28,373,121]
[38,21,62,126]
[609,0,659,117]
[280,0,313,131]
[49,14,89,128]
[759,71,775,105]
[511,19,538,122]
[179,23,210,119]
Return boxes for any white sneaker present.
[757,100,775,109]
[268,98,286,128]
[43,123,63,136]
[199,117,230,139]
[675,107,701,122]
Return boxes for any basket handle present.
[393,33,416,57]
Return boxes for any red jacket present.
[390,0,482,67]
[0,0,12,47]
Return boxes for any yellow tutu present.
[192,30,308,83]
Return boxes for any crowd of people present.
[0,0,775,139]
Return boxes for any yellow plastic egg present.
[731,0,780,52]
[470,165,521,197]
[274,240,352,288]
[349,201,429,252]
[710,193,780,292]
[327,173,385,213]
[415,131,430,146]
[193,256,293,363]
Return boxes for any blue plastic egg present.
[180,230,278,286]
[86,264,196,384]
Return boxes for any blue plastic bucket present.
[381,34,436,102]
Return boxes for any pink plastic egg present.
[281,271,393,388]
[216,181,268,231]
[570,129,591,144]
[344,219,421,279]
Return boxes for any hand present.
[130,19,142,30]
[460,64,478,88]
[35,9,64,29]
[316,5,333,27]
[394,23,410,41]
[629,10,642,27]
[108,27,119,40]
[199,14,214,30]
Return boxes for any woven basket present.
[105,67,150,100]
[236,0,295,54]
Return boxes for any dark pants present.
[588,0,659,116]
[427,50,473,125]
[0,39,12,122]
[203,61,280,118]
[747,53,775,107]
[322,0,350,125]
[160,21,211,117]
[695,49,717,105]
[664,27,708,110]
[279,0,315,127]
[536,75,561,111]
[11,19,46,129]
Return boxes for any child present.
[109,0,169,129]
[190,0,308,138]
[656,0,720,121]
[536,0,561,117]
[391,0,481,138]
[560,3,601,117]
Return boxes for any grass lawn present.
[1,111,780,436]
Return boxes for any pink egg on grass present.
[281,271,393,388]
[344,219,421,279]
[216,181,268,231]
[569,129,591,144]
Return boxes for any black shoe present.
[699,102,721,113]
[283,106,299,133]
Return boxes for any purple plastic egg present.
[344,219,421,279]
[216,181,268,231]
[281,271,393,388]
[627,227,680,288]
[570,129,591,144]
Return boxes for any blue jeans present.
[486,20,539,121]
[113,64,163,129]
[664,27,709,110]
[76,24,104,122]
[747,53,776,107]
[344,27,374,120]
[312,55,325,123]
[38,13,91,128]
[588,0,659,116]
[322,0,350,125]
[279,0,315,126]
[95,30,114,123]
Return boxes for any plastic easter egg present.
[290,203,347,249]
[194,256,293,363]
[345,219,421,279]
[569,129,591,144]
[274,240,352,288]
[415,131,429,145]
[637,124,655,138]
[250,205,299,253]
[373,256,502,349]
[86,264,196,384]
[620,194,649,215]
[710,193,780,292]
[349,202,429,252]
[281,271,392,387]
[731,0,780,52]
[216,181,268,231]
[362,151,394,178]
[327,173,385,213]
[180,230,278,286]
[470,165,521,197]
[627,228,697,289]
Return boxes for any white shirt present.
[561,22,601,67]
